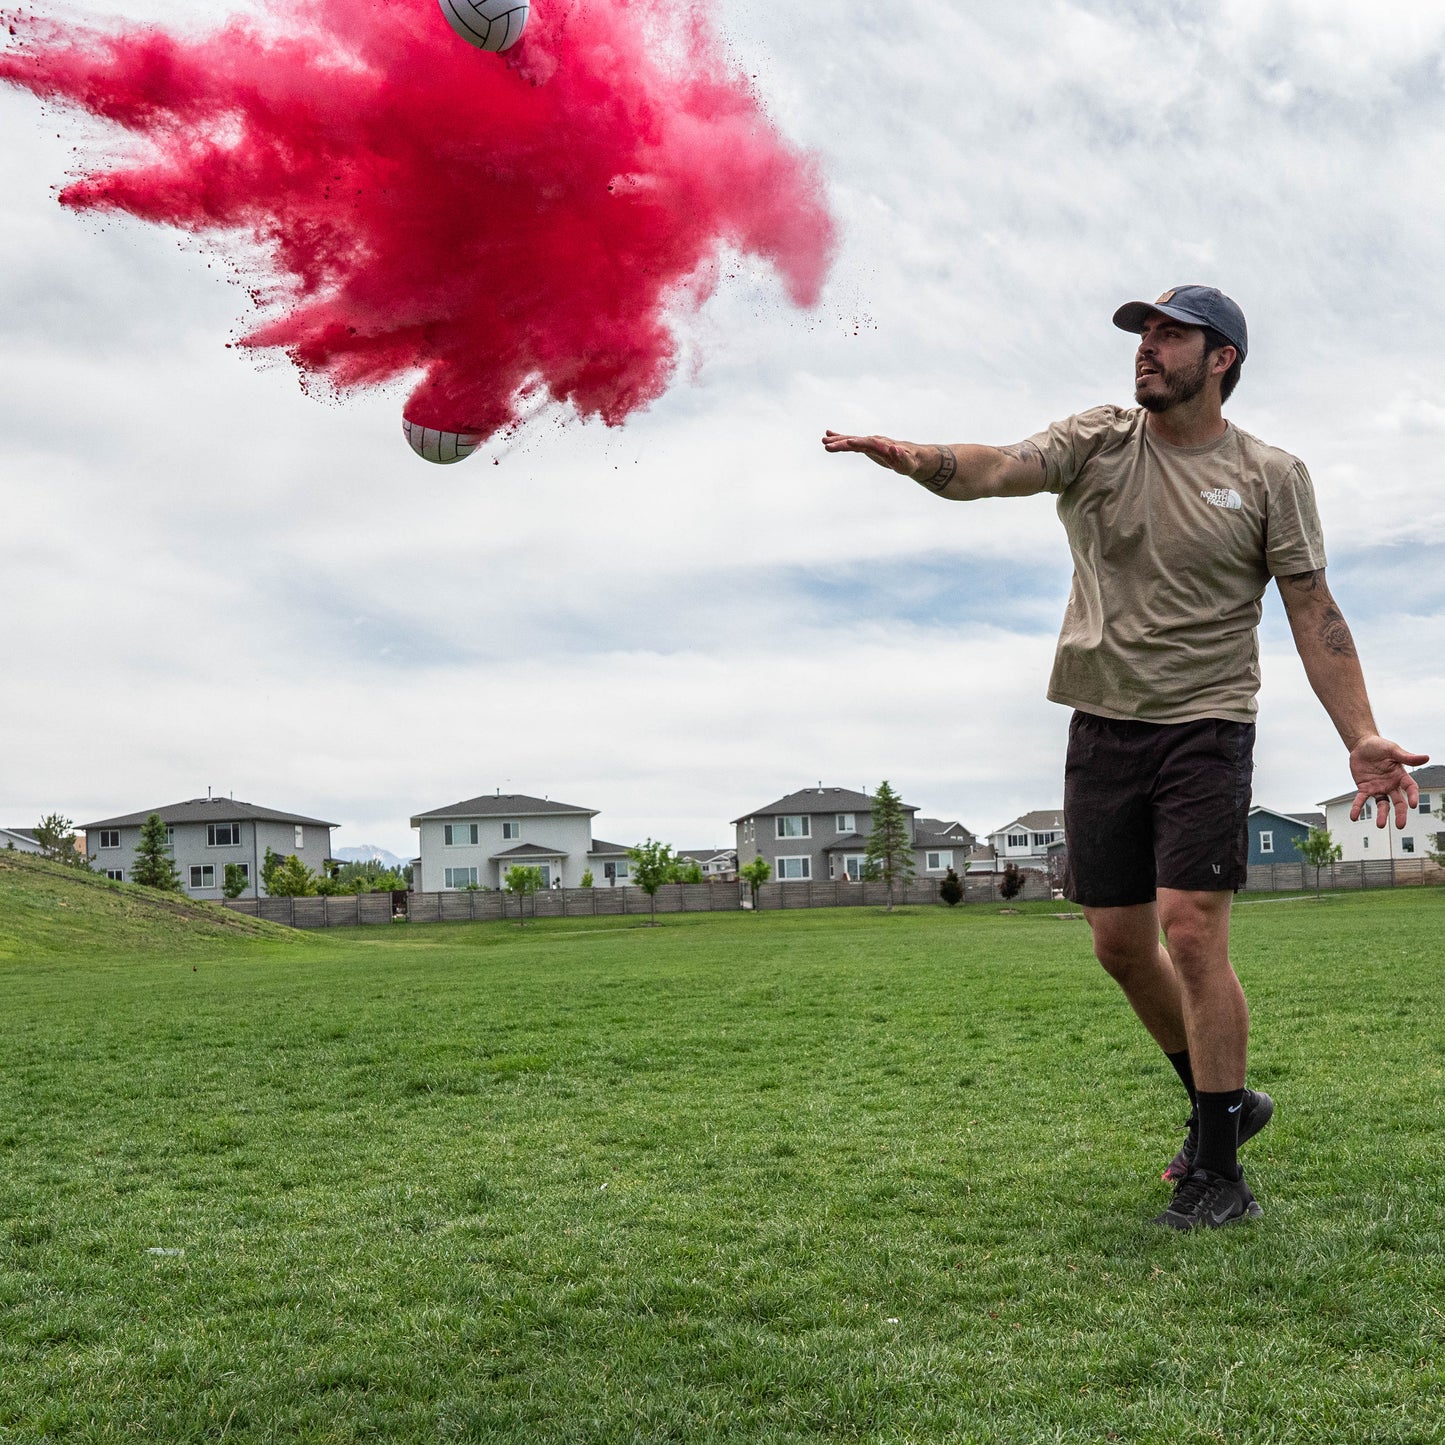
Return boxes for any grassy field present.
[2,854,1443,1443]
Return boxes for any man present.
[823,286,1427,1229]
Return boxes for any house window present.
[777,856,810,880]
[1259,831,1274,855]
[98,829,120,849]
[104,868,124,881]
[189,864,216,890]
[1363,836,1369,849]
[231,863,251,885]
[166,825,175,843]
[603,860,629,883]
[1030,832,1056,848]
[1420,794,1433,815]
[1401,837,1415,854]
[294,825,305,849]
[444,866,479,888]
[207,822,241,847]
[926,850,953,872]
[835,813,856,833]
[1361,800,1373,819]
[843,855,865,880]
[777,816,810,839]
[1007,833,1028,848]
[502,821,521,840]
[444,823,479,846]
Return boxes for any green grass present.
[1,856,1443,1442]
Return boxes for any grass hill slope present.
[0,851,297,962]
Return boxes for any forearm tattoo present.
[1284,570,1358,658]
[919,445,957,493]
[1318,604,1358,658]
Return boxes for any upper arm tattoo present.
[999,441,1047,475]
[1282,568,1325,595]
[919,445,957,493]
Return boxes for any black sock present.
[1166,1050,1197,1111]
[1194,1088,1244,1179]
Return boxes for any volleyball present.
[402,417,483,465]
[436,0,529,52]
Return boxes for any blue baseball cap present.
[1113,285,1248,363]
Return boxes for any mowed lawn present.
[2,863,1443,1443]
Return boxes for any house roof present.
[83,798,337,829]
[490,842,569,861]
[915,831,967,850]
[677,848,735,863]
[2,827,40,843]
[732,786,917,824]
[824,833,869,852]
[587,838,631,857]
[915,818,976,841]
[991,810,1065,835]
[1317,764,1445,808]
[411,792,598,825]
[1249,806,1325,831]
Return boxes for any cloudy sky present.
[2,0,1441,859]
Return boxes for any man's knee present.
[1158,892,1232,977]
[1084,906,1158,982]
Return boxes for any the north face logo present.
[1201,487,1243,511]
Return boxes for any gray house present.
[411,792,632,890]
[734,786,959,882]
[82,797,336,899]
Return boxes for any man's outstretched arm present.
[821,431,1049,500]
[1278,568,1429,827]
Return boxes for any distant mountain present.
[333,844,407,869]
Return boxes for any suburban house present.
[410,792,633,890]
[677,848,738,880]
[1318,764,1445,863]
[987,811,1066,873]
[81,797,336,899]
[1247,806,1326,867]
[733,786,970,882]
[1,826,43,853]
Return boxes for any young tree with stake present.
[863,780,914,911]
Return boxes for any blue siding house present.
[1247,807,1326,867]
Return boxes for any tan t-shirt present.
[1026,406,1326,724]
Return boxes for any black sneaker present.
[1153,1167,1263,1230]
[1162,1089,1274,1183]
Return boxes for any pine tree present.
[131,813,182,891]
[35,812,89,868]
[939,867,963,906]
[863,780,915,912]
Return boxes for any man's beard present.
[1135,353,1210,413]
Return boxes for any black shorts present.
[1061,711,1254,908]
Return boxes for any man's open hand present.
[1348,735,1430,828]
[821,431,926,477]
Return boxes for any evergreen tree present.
[939,867,964,906]
[261,847,318,897]
[999,862,1025,903]
[863,780,915,911]
[35,812,89,868]
[131,813,182,891]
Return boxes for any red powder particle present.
[0,0,835,436]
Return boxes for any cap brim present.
[1112,300,1212,334]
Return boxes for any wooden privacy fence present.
[223,872,1058,930]
[1245,858,1444,892]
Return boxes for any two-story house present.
[1318,763,1445,862]
[411,791,632,890]
[1247,807,1325,866]
[677,848,738,880]
[734,786,934,882]
[82,797,336,898]
[1,826,44,853]
[987,811,1066,873]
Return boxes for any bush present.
[1000,863,1024,903]
[939,867,963,906]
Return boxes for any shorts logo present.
[1201,487,1244,511]
[1211,864,1222,875]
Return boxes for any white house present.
[81,797,336,899]
[1318,764,1445,863]
[411,791,633,890]
[987,811,1066,872]
[1,826,44,854]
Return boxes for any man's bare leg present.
[1155,888,1246,1091]
[1081,901,1188,1054]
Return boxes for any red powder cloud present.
[0,0,835,436]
